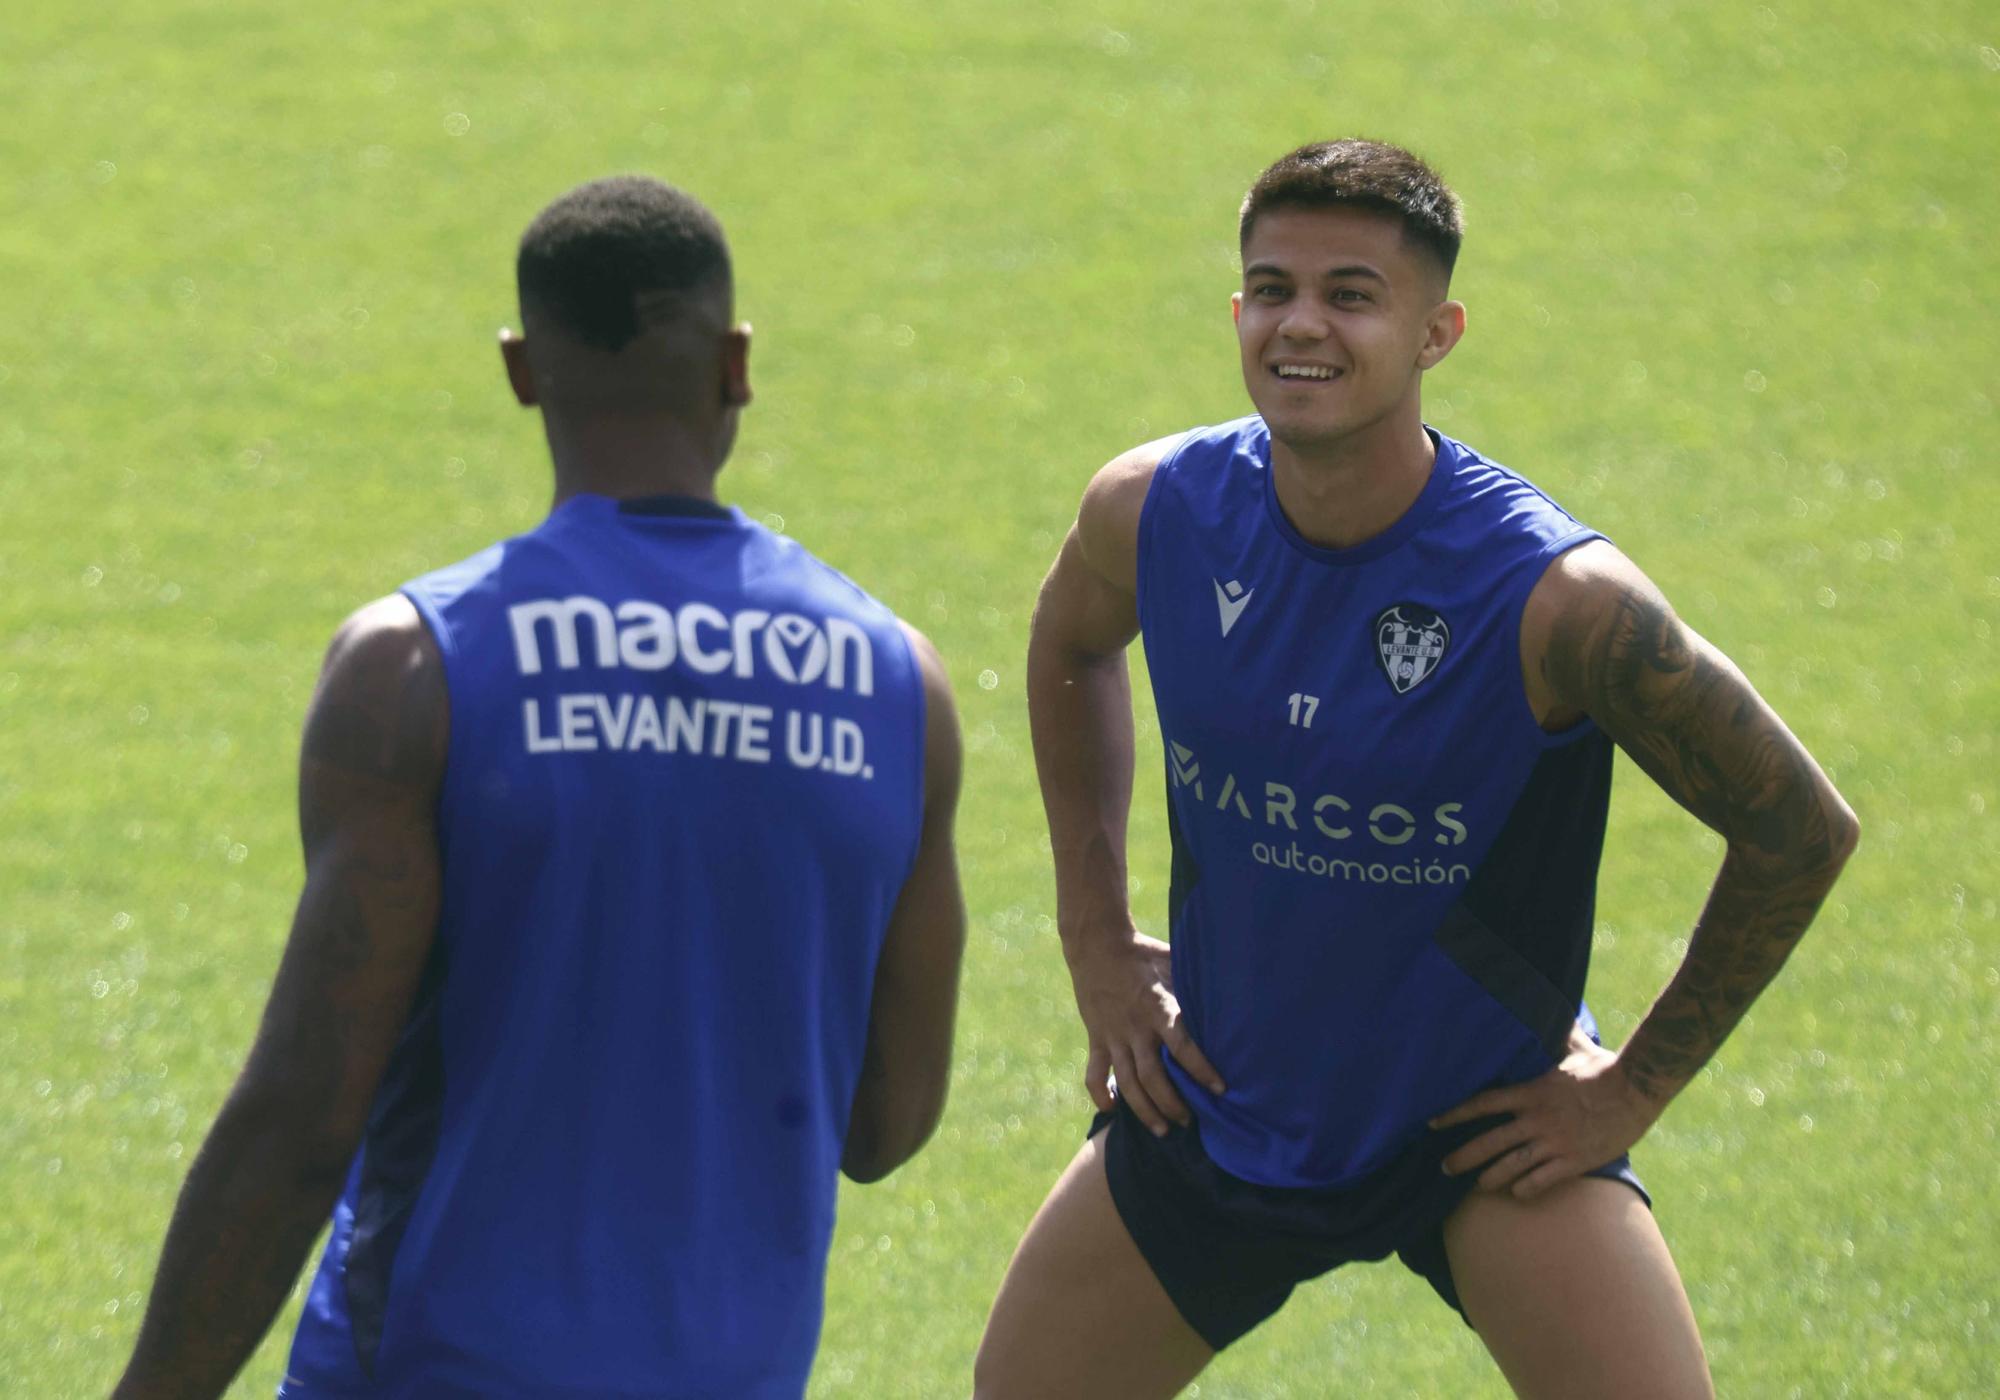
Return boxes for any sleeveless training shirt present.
[1138,418,1613,1190]
[280,495,925,1399]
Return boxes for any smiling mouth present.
[1271,364,1343,382]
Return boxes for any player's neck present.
[1267,408,1435,552]
[542,412,723,508]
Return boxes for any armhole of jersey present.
[398,583,459,803]
[1512,527,1608,750]
[1133,433,1190,639]
[894,617,928,889]
[399,583,455,667]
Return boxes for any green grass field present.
[4,0,1996,1393]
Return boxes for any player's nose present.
[1275,301,1331,341]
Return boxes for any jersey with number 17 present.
[1138,418,1613,1192]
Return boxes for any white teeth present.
[1275,365,1337,379]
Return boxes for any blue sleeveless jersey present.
[1139,418,1612,1189]
[280,495,925,1398]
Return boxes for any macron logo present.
[1214,578,1254,637]
[1169,741,1203,798]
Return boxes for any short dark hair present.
[1239,140,1464,282]
[516,176,731,351]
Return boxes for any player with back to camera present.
[113,176,967,1400]
[974,140,1858,1398]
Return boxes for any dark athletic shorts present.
[1091,1096,1650,1350]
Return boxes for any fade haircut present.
[1239,140,1464,283]
[516,176,731,351]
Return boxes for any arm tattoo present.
[1551,580,1855,1104]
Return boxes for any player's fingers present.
[1510,1156,1576,1201]
[1430,1086,1521,1129]
[1163,1025,1226,1096]
[1110,1047,1170,1137]
[1441,1119,1533,1177]
[1475,1141,1540,1193]
[1083,1043,1114,1113]
[1128,1044,1193,1130]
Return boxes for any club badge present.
[1374,603,1450,695]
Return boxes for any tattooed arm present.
[1537,542,1861,1100]
[113,595,447,1399]
[1437,541,1859,1197]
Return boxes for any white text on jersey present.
[508,596,875,695]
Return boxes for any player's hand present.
[1431,1024,1663,1200]
[1064,929,1224,1136]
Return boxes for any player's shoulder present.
[307,594,449,781]
[1521,538,1668,668]
[1083,416,1265,501]
[1077,431,1193,566]
[1083,431,1186,515]
[894,619,956,711]
[1529,536,1675,626]
[763,532,914,646]
[1441,432,1592,536]
[756,532,937,716]
[325,594,439,676]
[1067,433,1184,602]
[401,538,511,620]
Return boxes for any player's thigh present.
[1443,1175,1711,1400]
[973,1130,1212,1400]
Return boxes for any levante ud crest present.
[1375,603,1450,694]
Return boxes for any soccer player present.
[975,140,1858,1397]
[113,177,966,1399]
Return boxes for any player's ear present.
[721,322,752,409]
[1415,300,1466,371]
[499,329,537,406]
[1231,290,1243,325]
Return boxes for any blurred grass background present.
[3,0,1995,1394]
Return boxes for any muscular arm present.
[114,595,447,1399]
[841,623,966,1182]
[1028,438,1223,1134]
[1440,543,1859,1195]
[1533,542,1860,1104]
[1029,449,1148,959]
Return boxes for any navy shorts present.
[1091,1096,1650,1350]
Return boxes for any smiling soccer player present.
[975,140,1858,1398]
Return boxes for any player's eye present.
[1251,284,1287,300]
[1332,288,1371,305]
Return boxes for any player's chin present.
[1257,402,1350,449]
